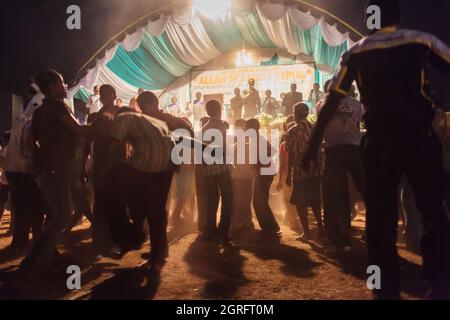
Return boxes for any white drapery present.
[145,15,169,36]
[257,3,301,55]
[165,14,221,66]
[70,1,359,99]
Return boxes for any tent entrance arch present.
[70,0,362,112]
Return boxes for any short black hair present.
[245,118,260,130]
[234,118,246,129]
[99,84,116,98]
[294,103,309,119]
[366,0,400,28]
[324,79,333,92]
[137,91,158,109]
[34,69,61,96]
[205,100,221,117]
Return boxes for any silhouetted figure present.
[246,118,280,236]
[286,103,323,241]
[88,85,121,256]
[262,89,279,117]
[304,0,450,299]
[20,70,95,276]
[230,88,243,123]
[242,79,261,119]
[230,118,256,234]
[282,83,303,116]
[200,100,233,244]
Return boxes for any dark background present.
[1,0,449,103]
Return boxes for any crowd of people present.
[0,0,449,300]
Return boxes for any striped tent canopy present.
[70,0,359,103]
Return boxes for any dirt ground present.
[0,208,428,300]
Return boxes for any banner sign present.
[191,63,316,106]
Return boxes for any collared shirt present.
[200,118,231,176]
[286,120,323,180]
[329,28,450,133]
[282,91,303,115]
[110,112,174,173]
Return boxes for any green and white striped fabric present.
[69,1,358,102]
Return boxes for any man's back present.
[331,29,450,131]
[32,100,77,173]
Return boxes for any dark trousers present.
[291,177,322,234]
[203,172,233,237]
[21,170,70,272]
[195,172,208,232]
[6,172,45,249]
[232,178,254,230]
[362,130,450,297]
[323,145,364,246]
[400,178,422,253]
[92,181,113,254]
[102,163,173,265]
[253,175,280,232]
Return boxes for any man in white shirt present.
[308,82,325,117]
[3,87,46,256]
[86,85,102,114]
[317,82,364,252]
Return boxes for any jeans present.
[232,178,254,230]
[20,170,71,272]
[362,129,450,297]
[253,175,280,232]
[322,145,364,246]
[203,172,233,237]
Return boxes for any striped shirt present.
[286,120,323,180]
[110,112,174,173]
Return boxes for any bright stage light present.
[236,41,253,67]
[193,0,231,19]
[236,49,253,67]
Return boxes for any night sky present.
[1,0,449,102]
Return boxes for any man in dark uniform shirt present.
[304,0,450,299]
[242,79,261,119]
[282,83,303,116]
